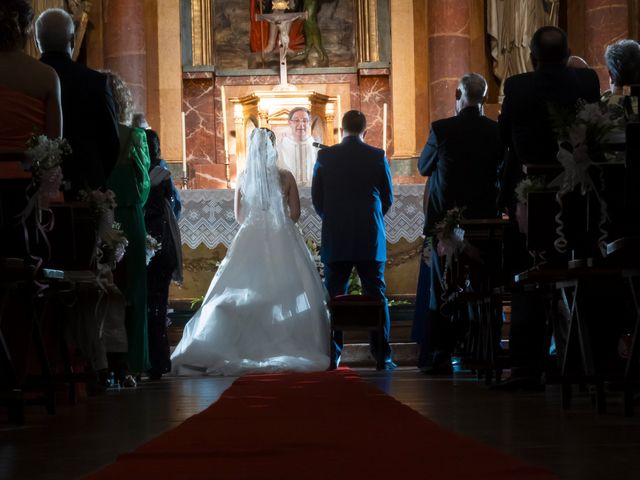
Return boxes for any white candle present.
[382,103,388,152]
[181,111,187,175]
[221,86,229,159]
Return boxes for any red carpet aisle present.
[86,369,557,479]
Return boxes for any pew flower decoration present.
[78,189,127,270]
[549,101,620,253]
[79,189,117,240]
[514,176,546,235]
[23,135,70,208]
[101,222,128,268]
[145,234,162,265]
[515,176,546,205]
[433,207,466,269]
[21,135,71,219]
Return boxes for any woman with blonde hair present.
[104,71,151,386]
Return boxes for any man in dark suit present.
[498,26,601,389]
[414,73,504,373]
[499,26,601,203]
[420,73,503,233]
[312,110,395,370]
[36,8,119,199]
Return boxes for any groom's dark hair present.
[342,110,367,135]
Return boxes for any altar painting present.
[213,0,356,71]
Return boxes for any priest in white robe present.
[277,107,318,186]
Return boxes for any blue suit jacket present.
[311,136,393,264]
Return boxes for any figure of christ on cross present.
[257,8,308,89]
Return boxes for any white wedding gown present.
[171,130,330,376]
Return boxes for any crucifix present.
[257,5,307,91]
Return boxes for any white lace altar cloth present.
[179,185,425,249]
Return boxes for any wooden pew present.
[0,154,56,424]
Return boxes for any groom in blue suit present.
[311,110,395,370]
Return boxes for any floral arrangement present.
[515,176,546,205]
[79,189,117,239]
[79,188,117,213]
[514,176,546,236]
[145,234,162,265]
[20,135,71,220]
[549,100,622,253]
[24,134,71,171]
[305,238,324,279]
[78,189,127,270]
[100,222,128,270]
[433,207,466,264]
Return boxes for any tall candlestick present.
[382,103,388,152]
[220,86,231,188]
[221,86,229,157]
[181,111,187,176]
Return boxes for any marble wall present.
[182,70,394,188]
[584,0,630,89]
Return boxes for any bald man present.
[37,8,119,199]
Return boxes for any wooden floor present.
[2,368,640,480]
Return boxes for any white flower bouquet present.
[514,176,546,235]
[433,207,466,264]
[100,222,128,269]
[24,135,71,208]
[79,189,118,241]
[145,234,162,265]
[549,100,622,253]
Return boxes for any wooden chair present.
[600,125,640,415]
[450,218,508,384]
[328,295,386,370]
[39,202,102,403]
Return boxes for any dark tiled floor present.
[2,369,639,480]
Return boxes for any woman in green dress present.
[104,71,151,383]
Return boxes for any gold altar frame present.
[191,0,213,66]
[231,91,337,176]
[355,0,380,63]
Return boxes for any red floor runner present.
[86,369,557,479]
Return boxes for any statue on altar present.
[290,0,328,67]
[249,0,328,69]
[488,0,559,96]
[276,107,319,186]
[250,1,305,54]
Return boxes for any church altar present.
[179,184,425,249]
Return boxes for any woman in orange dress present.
[0,0,61,154]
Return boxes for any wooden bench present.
[329,295,386,370]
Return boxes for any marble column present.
[427,0,471,122]
[154,0,183,162]
[584,0,628,90]
[390,0,417,158]
[103,0,147,113]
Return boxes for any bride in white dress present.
[171,128,331,375]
